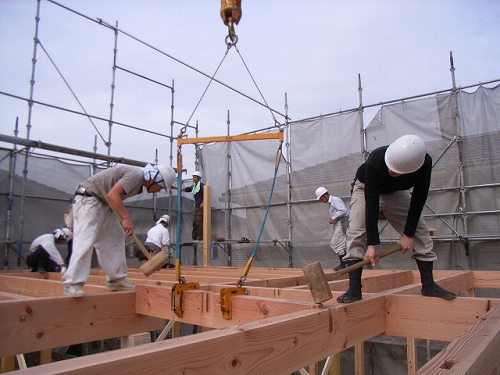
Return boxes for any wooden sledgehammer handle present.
[95,182,152,260]
[326,243,402,282]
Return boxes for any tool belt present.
[75,185,94,197]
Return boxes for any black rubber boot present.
[337,260,363,303]
[333,254,348,271]
[416,259,456,299]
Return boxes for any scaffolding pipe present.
[3,118,19,269]
[0,134,150,167]
[358,73,367,161]
[284,93,293,267]
[107,21,119,160]
[16,0,42,268]
[450,51,470,268]
[225,110,233,265]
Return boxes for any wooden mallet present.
[302,244,402,303]
[95,183,169,276]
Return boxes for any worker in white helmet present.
[315,187,349,271]
[172,171,204,242]
[338,134,456,303]
[27,229,69,273]
[138,215,172,267]
[62,163,176,297]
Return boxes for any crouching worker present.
[27,228,70,273]
[62,164,176,297]
[338,134,456,303]
[137,215,172,266]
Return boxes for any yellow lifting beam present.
[177,131,283,146]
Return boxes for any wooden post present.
[1,356,16,372]
[330,353,341,374]
[121,333,151,348]
[407,337,416,374]
[355,342,364,375]
[40,349,52,365]
[203,183,212,266]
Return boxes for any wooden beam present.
[0,274,105,297]
[177,131,284,145]
[135,285,316,328]
[0,292,164,358]
[385,295,490,341]
[416,304,500,374]
[13,299,386,374]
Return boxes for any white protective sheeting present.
[2,85,500,271]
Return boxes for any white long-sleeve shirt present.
[144,224,170,249]
[328,196,349,221]
[28,234,65,266]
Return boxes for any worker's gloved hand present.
[60,267,67,274]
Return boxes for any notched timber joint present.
[220,287,249,320]
[171,282,200,318]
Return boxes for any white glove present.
[60,266,67,274]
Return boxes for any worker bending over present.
[338,134,456,303]
[138,214,172,265]
[27,228,71,273]
[62,164,175,297]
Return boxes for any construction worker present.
[338,134,456,303]
[27,228,70,273]
[137,215,172,264]
[172,171,204,241]
[62,163,176,297]
[315,187,349,271]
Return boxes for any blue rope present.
[250,144,282,258]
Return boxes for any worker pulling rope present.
[237,139,283,287]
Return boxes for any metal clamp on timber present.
[171,258,200,318]
[171,279,200,319]
[220,286,248,320]
[220,257,253,320]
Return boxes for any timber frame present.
[1,267,499,374]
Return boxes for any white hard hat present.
[61,228,73,241]
[53,228,66,240]
[315,187,328,200]
[156,214,171,226]
[192,171,202,178]
[155,164,176,188]
[384,134,426,175]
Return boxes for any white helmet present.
[192,171,202,179]
[384,134,426,175]
[156,214,171,226]
[61,227,73,241]
[315,187,328,200]
[53,228,66,240]
[155,164,176,188]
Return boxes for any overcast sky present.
[1,0,499,174]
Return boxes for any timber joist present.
[1,267,500,374]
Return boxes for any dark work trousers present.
[27,246,61,272]
[192,206,203,241]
